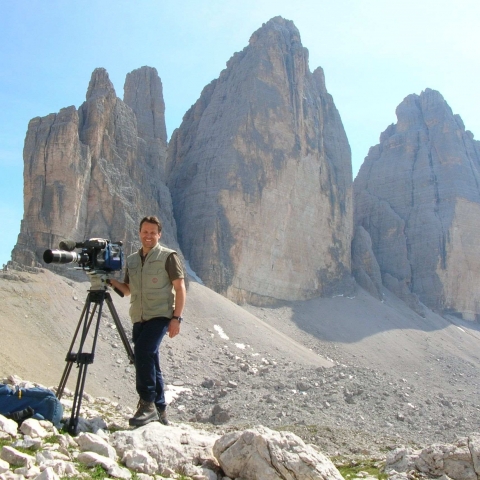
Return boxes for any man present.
[109,216,186,427]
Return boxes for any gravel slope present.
[1,268,480,456]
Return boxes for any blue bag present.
[0,384,63,427]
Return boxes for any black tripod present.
[57,274,134,435]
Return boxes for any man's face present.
[139,222,161,250]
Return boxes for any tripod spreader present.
[57,285,134,435]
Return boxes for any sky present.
[1,0,479,266]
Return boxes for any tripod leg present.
[68,361,89,436]
[57,293,93,399]
[105,293,135,363]
[57,358,75,400]
[63,290,105,434]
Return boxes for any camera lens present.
[43,249,80,264]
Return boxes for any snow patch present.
[214,325,229,340]
[184,260,203,284]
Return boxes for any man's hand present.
[108,279,130,297]
[168,318,181,338]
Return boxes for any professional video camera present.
[43,237,132,436]
[43,238,123,273]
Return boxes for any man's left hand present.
[168,318,181,338]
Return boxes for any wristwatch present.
[171,315,183,323]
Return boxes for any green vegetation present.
[43,434,60,444]
[6,444,37,455]
[61,464,108,480]
[0,439,11,450]
[335,458,387,480]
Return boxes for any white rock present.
[34,466,60,480]
[35,452,49,465]
[107,463,132,479]
[1,445,36,468]
[469,435,480,476]
[76,432,117,459]
[20,419,48,439]
[200,467,218,480]
[0,458,10,473]
[14,465,40,478]
[111,422,218,473]
[386,439,479,480]
[77,451,116,469]
[56,433,77,450]
[0,472,25,480]
[76,451,131,478]
[35,451,70,464]
[12,436,42,451]
[385,447,418,473]
[387,472,409,480]
[88,416,108,433]
[135,474,153,480]
[37,459,78,477]
[213,425,344,480]
[94,428,109,441]
[0,415,18,438]
[122,449,158,475]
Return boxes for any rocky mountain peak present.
[167,18,353,305]
[354,88,480,319]
[249,16,302,48]
[312,67,327,94]
[86,67,116,101]
[124,66,168,177]
[394,88,451,134]
[12,66,179,268]
[124,66,167,145]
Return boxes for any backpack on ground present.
[0,384,63,427]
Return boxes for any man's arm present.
[168,278,186,338]
[108,279,131,297]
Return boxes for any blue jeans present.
[132,317,170,410]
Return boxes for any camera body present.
[43,238,124,273]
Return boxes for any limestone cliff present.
[13,66,178,267]
[354,89,480,319]
[167,17,353,304]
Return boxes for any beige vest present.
[127,243,176,323]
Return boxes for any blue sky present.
[1,0,479,265]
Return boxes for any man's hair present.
[139,216,162,233]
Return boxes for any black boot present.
[129,399,159,427]
[156,406,169,426]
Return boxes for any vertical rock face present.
[124,66,168,177]
[167,17,353,304]
[354,89,480,319]
[13,67,178,267]
[351,226,382,300]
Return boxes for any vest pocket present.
[144,273,170,289]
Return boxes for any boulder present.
[385,435,480,480]
[110,422,219,475]
[213,425,344,480]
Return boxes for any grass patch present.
[0,439,12,450]
[63,464,109,480]
[8,444,37,454]
[335,459,387,480]
[43,434,60,444]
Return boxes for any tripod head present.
[87,272,124,297]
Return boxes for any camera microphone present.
[59,240,80,251]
